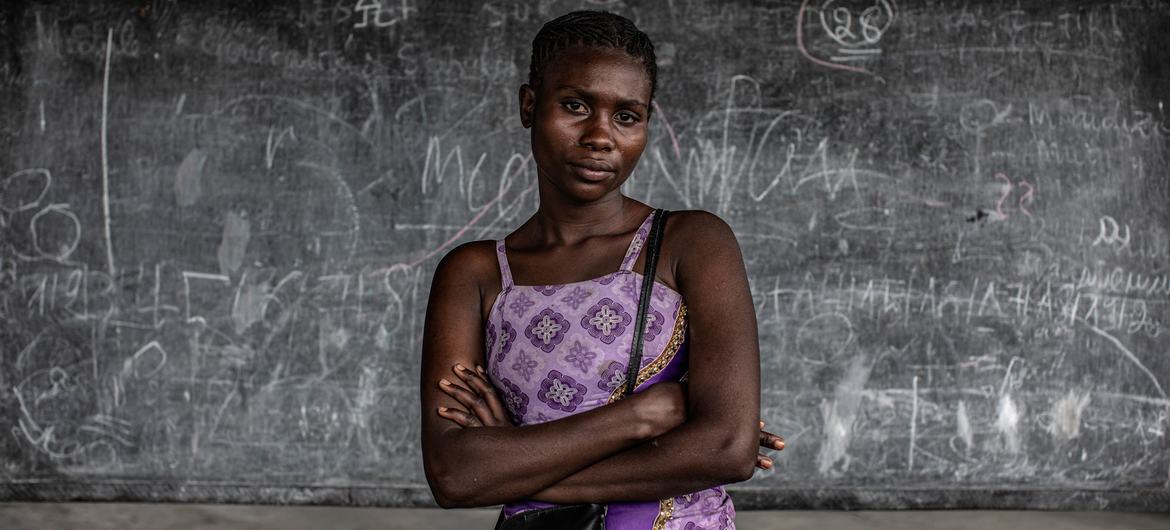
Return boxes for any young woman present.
[420,11,782,529]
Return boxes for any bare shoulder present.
[660,210,744,290]
[432,239,501,294]
[664,209,740,260]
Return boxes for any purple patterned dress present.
[486,211,736,530]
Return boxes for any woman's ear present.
[518,84,536,129]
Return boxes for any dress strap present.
[618,210,658,272]
[495,240,514,288]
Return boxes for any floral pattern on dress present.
[525,308,569,352]
[559,286,591,309]
[675,489,736,529]
[626,234,645,260]
[564,340,597,374]
[676,491,705,509]
[592,272,621,285]
[641,307,665,343]
[597,361,627,391]
[484,321,496,356]
[537,370,586,412]
[533,284,562,296]
[581,297,631,344]
[496,321,517,362]
[509,292,536,316]
[497,377,529,423]
[619,274,641,299]
[511,349,539,382]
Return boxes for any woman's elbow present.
[425,454,479,508]
[433,493,474,510]
[426,470,479,509]
[712,425,759,483]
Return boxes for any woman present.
[420,11,781,529]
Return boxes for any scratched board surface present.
[1,0,1168,510]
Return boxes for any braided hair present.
[528,11,658,107]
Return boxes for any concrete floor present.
[0,504,1167,529]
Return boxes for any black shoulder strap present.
[623,209,670,397]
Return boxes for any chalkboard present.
[2,0,1168,510]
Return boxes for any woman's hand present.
[756,420,785,470]
[437,364,511,428]
[436,364,688,439]
[437,363,786,470]
[628,381,687,439]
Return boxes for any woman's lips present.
[569,162,616,182]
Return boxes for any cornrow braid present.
[529,10,658,106]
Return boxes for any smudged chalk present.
[1048,389,1092,442]
[175,149,208,207]
[217,209,250,276]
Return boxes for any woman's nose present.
[578,116,615,151]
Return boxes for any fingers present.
[758,420,785,451]
[438,377,495,426]
[452,364,509,424]
[754,419,782,470]
[437,406,482,428]
[760,430,786,451]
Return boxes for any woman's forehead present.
[539,46,652,102]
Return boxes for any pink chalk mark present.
[1017,180,1035,218]
[409,155,534,267]
[653,101,682,160]
[994,173,1013,219]
[796,0,871,75]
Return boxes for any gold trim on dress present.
[651,497,675,530]
[607,302,688,404]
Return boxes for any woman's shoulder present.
[432,239,502,289]
[660,210,743,286]
[663,209,737,246]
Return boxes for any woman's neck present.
[530,195,640,246]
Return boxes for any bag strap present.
[623,208,670,398]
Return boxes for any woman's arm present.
[525,211,762,502]
[420,241,686,508]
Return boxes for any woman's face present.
[520,46,652,204]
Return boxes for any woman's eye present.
[615,111,641,124]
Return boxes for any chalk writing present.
[796,0,896,76]
[756,269,1164,338]
[353,0,417,29]
[818,0,896,61]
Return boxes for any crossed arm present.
[420,213,782,508]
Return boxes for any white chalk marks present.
[29,204,82,262]
[817,357,872,474]
[1093,215,1131,252]
[174,149,208,207]
[0,168,52,213]
[2,169,83,263]
[1047,390,1092,442]
[797,0,896,77]
[1080,319,1167,400]
[216,209,251,276]
[100,27,115,277]
[353,0,416,29]
[908,375,919,471]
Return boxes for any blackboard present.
[2,0,1168,510]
